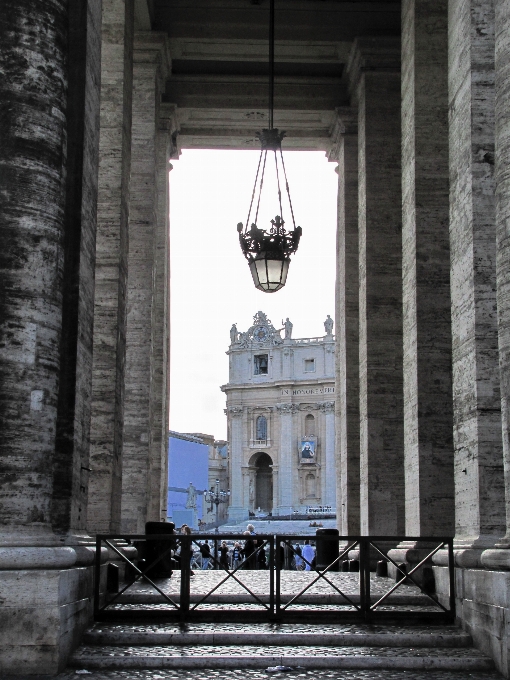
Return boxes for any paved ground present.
[15,668,503,679]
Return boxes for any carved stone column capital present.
[228,406,244,417]
[276,403,299,414]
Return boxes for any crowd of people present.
[181,523,317,571]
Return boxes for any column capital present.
[346,37,401,101]
[133,31,171,82]
[159,102,180,159]
[327,107,358,162]
[318,401,335,413]
[228,406,244,418]
[276,403,299,414]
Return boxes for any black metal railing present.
[94,533,455,623]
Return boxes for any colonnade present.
[332,0,510,567]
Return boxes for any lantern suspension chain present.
[245,149,264,230]
[269,0,275,130]
[279,148,297,230]
[236,0,302,293]
[274,150,283,220]
[254,150,268,226]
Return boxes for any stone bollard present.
[349,559,360,572]
[145,521,175,578]
[376,560,388,577]
[315,528,340,571]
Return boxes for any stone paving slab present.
[69,646,495,671]
[84,631,471,648]
[124,572,422,598]
[87,622,469,635]
[72,645,490,660]
[10,670,506,680]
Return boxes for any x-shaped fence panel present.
[94,533,455,623]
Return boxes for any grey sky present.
[169,149,338,440]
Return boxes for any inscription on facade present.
[280,386,335,396]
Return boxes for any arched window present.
[256,415,267,441]
[305,413,315,436]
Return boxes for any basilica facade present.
[223,312,335,520]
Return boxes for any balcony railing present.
[249,438,270,448]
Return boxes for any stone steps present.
[70,622,496,673]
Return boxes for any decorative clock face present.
[254,326,269,342]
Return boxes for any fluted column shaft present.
[88,0,134,535]
[332,114,360,534]
[348,38,405,535]
[0,0,101,548]
[448,0,505,552]
[120,33,170,533]
[494,0,510,549]
[401,0,454,537]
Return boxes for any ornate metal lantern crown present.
[236,0,302,293]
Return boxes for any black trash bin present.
[315,528,340,571]
[145,521,175,578]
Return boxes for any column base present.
[227,506,249,522]
[274,506,294,517]
[0,565,94,675]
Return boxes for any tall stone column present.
[320,402,336,508]
[347,38,405,536]
[227,407,246,520]
[448,0,505,561]
[0,0,102,672]
[120,33,171,533]
[330,111,360,535]
[147,106,178,523]
[0,0,101,550]
[88,0,134,536]
[276,403,297,514]
[484,0,510,567]
[400,0,454,538]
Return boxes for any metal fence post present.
[269,535,275,618]
[448,538,456,621]
[359,538,371,622]
[275,534,281,619]
[180,536,191,619]
[94,535,102,619]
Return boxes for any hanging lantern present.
[237,0,302,293]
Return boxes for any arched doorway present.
[252,452,273,513]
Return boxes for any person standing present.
[294,543,303,570]
[219,541,229,570]
[302,540,315,571]
[242,531,255,569]
[199,540,211,569]
[232,542,241,570]
[256,538,266,569]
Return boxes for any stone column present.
[0,0,101,551]
[271,464,279,511]
[347,38,405,536]
[448,0,505,562]
[227,407,246,521]
[401,0,454,538]
[320,402,336,508]
[0,1,102,673]
[276,403,297,514]
[330,110,360,535]
[88,0,134,536]
[120,33,171,533]
[147,106,178,523]
[483,0,510,567]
